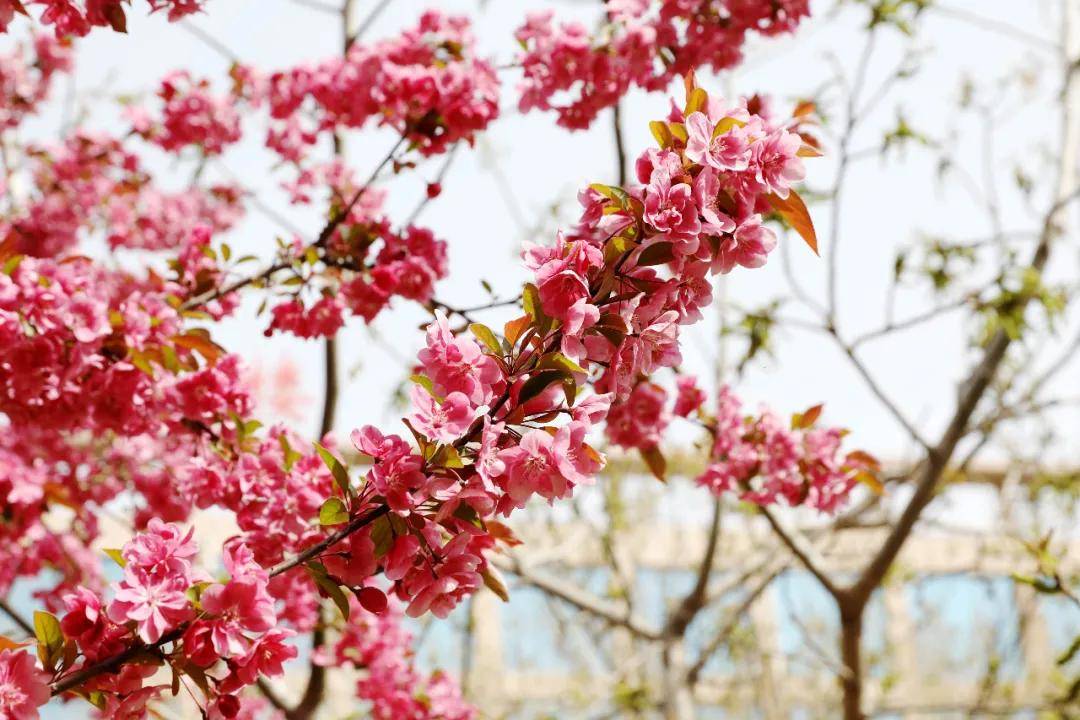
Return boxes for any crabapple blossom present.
[605,382,671,450]
[673,374,706,417]
[0,1,205,37]
[0,649,49,720]
[0,3,848,712]
[515,0,809,129]
[696,386,878,512]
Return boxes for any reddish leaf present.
[640,445,667,482]
[103,3,127,32]
[171,330,225,366]
[0,636,30,652]
[767,190,818,256]
[792,403,823,429]
[854,470,884,496]
[846,450,882,471]
[504,315,530,347]
[357,586,388,614]
[485,519,522,547]
[481,566,510,602]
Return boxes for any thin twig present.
[0,598,34,637]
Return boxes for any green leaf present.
[431,444,465,469]
[685,87,708,115]
[409,374,438,399]
[305,563,351,619]
[561,376,577,405]
[537,352,586,376]
[603,235,636,266]
[469,323,502,355]
[34,611,64,670]
[522,283,542,322]
[588,183,631,209]
[314,442,352,498]
[319,497,349,526]
[279,434,301,472]
[2,255,23,276]
[370,515,395,558]
[185,581,211,609]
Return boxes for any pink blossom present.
[400,533,482,618]
[352,427,428,514]
[0,650,49,720]
[685,111,750,171]
[696,386,872,512]
[750,130,805,198]
[606,382,670,449]
[644,176,701,242]
[692,168,736,237]
[231,628,298,686]
[712,217,777,274]
[497,422,596,509]
[409,387,476,444]
[418,312,502,405]
[673,375,706,417]
[108,573,193,644]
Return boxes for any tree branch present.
[760,505,841,598]
[664,497,722,637]
[848,6,1080,606]
[612,101,628,187]
[685,565,783,686]
[492,555,662,641]
[0,597,34,638]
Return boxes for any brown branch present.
[685,565,783,686]
[492,554,662,641]
[180,134,404,313]
[664,497,721,638]
[0,597,34,637]
[319,338,338,438]
[255,678,293,713]
[760,505,841,598]
[612,101,628,187]
[830,19,1080,718]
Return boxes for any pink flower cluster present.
[696,386,878,512]
[0,33,70,130]
[0,38,830,716]
[526,78,808,401]
[322,597,475,720]
[130,71,243,156]
[605,381,670,450]
[265,221,449,338]
[516,0,810,129]
[3,131,242,258]
[253,10,499,160]
[0,0,204,38]
[53,523,295,713]
[0,250,263,461]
